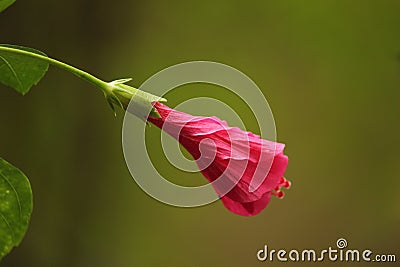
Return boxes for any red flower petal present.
[148,102,290,216]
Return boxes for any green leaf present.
[0,158,33,261]
[0,44,49,94]
[0,0,15,13]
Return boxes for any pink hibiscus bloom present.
[147,102,290,216]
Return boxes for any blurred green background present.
[1,0,399,266]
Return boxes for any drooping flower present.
[147,102,290,216]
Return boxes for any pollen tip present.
[281,177,291,188]
[272,190,284,199]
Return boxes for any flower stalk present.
[0,45,165,117]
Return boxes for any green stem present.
[0,45,166,117]
[0,45,111,94]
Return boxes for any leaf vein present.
[0,211,15,242]
[0,170,22,222]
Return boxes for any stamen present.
[272,190,284,199]
[272,177,291,199]
[282,177,291,188]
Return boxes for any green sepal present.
[106,78,166,119]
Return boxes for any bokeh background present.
[1,0,399,266]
